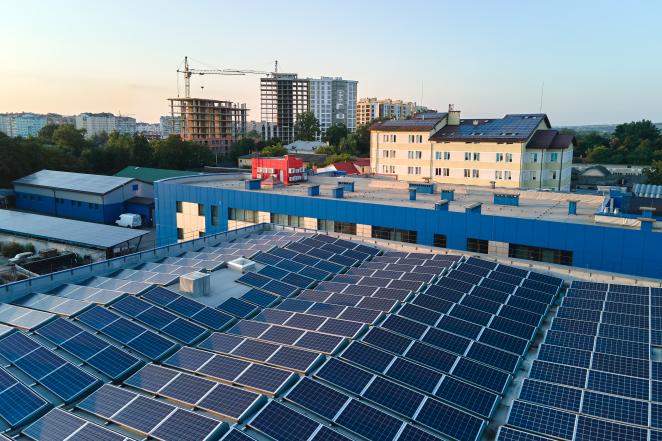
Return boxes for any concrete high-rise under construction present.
[168,98,247,156]
[260,73,309,144]
[260,74,357,144]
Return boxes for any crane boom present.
[177,56,276,98]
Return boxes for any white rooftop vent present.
[179,271,211,298]
[227,257,256,273]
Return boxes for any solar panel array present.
[499,281,659,441]
[2,227,658,441]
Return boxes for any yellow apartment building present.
[370,106,574,191]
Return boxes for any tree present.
[646,161,662,185]
[260,143,287,157]
[323,123,348,147]
[52,124,88,156]
[323,153,352,166]
[38,124,58,143]
[152,135,214,169]
[131,134,153,165]
[353,124,371,156]
[294,112,320,141]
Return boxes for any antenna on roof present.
[539,81,545,113]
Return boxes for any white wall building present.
[0,113,48,137]
[159,115,181,138]
[308,77,357,140]
[370,107,575,191]
[75,113,137,137]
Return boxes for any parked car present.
[116,213,142,228]
[9,252,34,263]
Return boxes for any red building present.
[252,155,306,186]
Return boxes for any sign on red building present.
[252,155,306,186]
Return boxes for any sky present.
[2,0,661,126]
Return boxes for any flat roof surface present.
[182,175,606,225]
[0,209,149,248]
[14,170,134,194]
[115,166,203,183]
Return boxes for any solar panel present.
[404,341,457,374]
[587,370,649,400]
[241,288,278,307]
[436,375,499,418]
[0,367,49,427]
[111,296,208,345]
[507,400,576,440]
[574,415,647,441]
[24,408,129,441]
[496,427,555,441]
[398,303,441,326]
[37,317,141,380]
[467,342,520,373]
[143,287,234,331]
[0,332,99,403]
[451,358,510,394]
[75,306,178,360]
[263,279,299,297]
[335,399,405,441]
[237,272,271,288]
[529,360,587,388]
[537,344,592,368]
[249,401,326,441]
[519,378,581,412]
[217,297,259,318]
[125,364,261,421]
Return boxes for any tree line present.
[0,124,219,187]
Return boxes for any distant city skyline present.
[2,0,661,126]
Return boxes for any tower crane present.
[177,56,277,98]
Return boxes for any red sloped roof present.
[353,158,370,167]
[333,162,360,175]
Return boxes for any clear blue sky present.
[2,0,660,125]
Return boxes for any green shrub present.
[1,242,23,257]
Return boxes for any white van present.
[116,213,142,228]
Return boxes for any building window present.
[408,151,422,159]
[383,134,388,142]
[435,168,442,176]
[473,152,480,161]
[390,134,397,142]
[550,152,558,162]
[505,171,512,180]
[177,228,184,240]
[408,166,421,175]
[132,184,139,191]
[551,170,558,180]
[496,153,504,162]
[443,168,449,177]
[435,152,442,160]
[509,243,573,266]
[495,170,503,180]
[211,206,219,226]
[372,226,417,244]
[433,234,447,248]
[464,169,470,178]
[176,201,183,213]
[271,213,303,227]
[472,169,480,178]
[464,152,471,161]
[467,238,489,254]
[197,204,205,216]
[444,152,450,160]
[334,221,357,235]
[532,153,538,162]
[198,231,205,238]
[505,153,513,162]
[229,208,258,223]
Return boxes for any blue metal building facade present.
[13,170,153,225]
[155,180,662,278]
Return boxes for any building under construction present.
[168,98,247,156]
